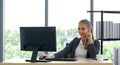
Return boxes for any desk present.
[0,58,113,65]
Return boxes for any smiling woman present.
[39,19,100,59]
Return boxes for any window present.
[5,0,45,60]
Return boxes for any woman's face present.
[78,23,90,39]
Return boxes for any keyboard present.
[45,58,77,61]
[26,59,51,62]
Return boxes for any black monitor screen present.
[20,27,56,52]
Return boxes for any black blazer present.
[54,37,100,59]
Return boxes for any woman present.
[40,19,100,59]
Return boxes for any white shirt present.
[75,39,87,58]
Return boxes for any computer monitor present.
[20,27,56,62]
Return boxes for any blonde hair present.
[79,19,92,30]
[79,19,94,49]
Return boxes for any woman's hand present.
[87,31,94,44]
[39,54,55,59]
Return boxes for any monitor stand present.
[25,47,51,62]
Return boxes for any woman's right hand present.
[39,54,55,59]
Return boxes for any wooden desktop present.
[0,58,113,65]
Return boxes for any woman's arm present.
[87,40,100,59]
[39,37,79,59]
[54,37,79,58]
